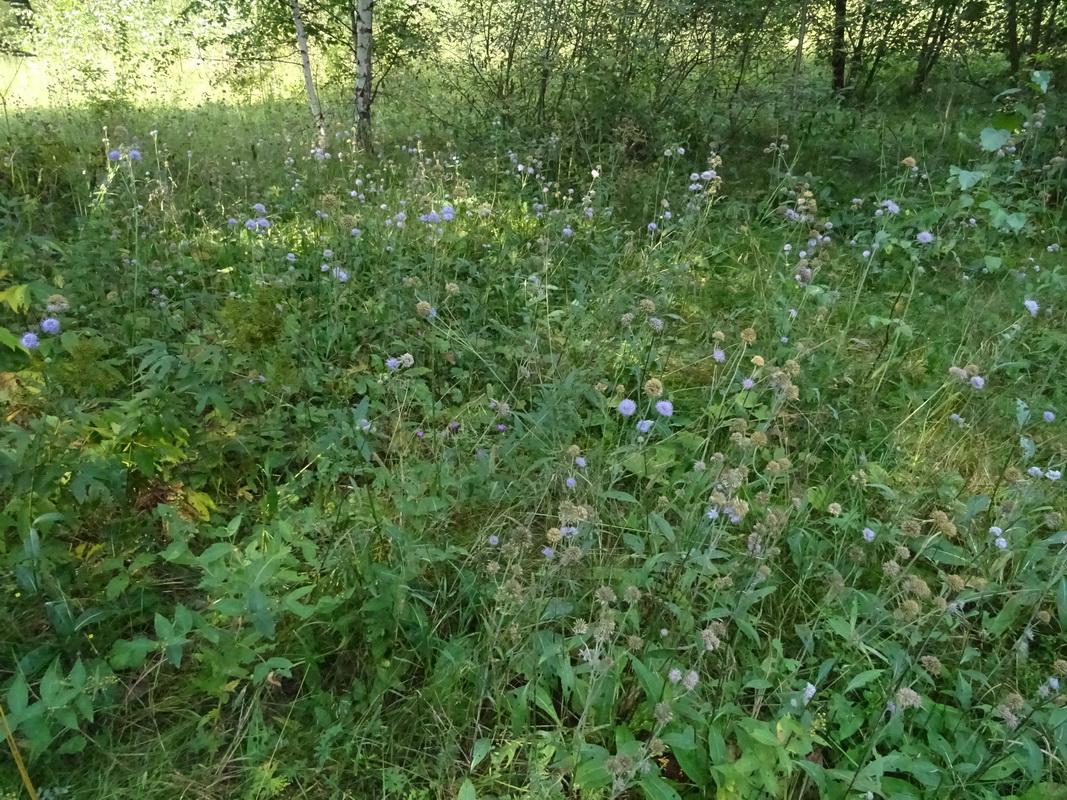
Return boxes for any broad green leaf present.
[979,127,1010,152]
[456,778,476,800]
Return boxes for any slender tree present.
[831,0,848,92]
[289,0,326,141]
[353,0,373,149]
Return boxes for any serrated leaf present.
[7,671,29,716]
[846,669,884,694]
[247,587,276,639]
[471,738,492,770]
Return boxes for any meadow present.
[1,67,1066,800]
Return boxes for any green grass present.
[1,81,1066,800]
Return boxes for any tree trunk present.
[289,0,325,142]
[1029,0,1045,55]
[913,0,959,92]
[354,0,373,150]
[793,0,808,96]
[831,0,847,92]
[1006,0,1021,74]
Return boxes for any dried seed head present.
[643,378,664,397]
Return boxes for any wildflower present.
[565,477,577,489]
[949,413,965,426]
[683,671,699,691]
[655,400,673,417]
[1025,299,1040,316]
[19,332,39,349]
[862,527,876,543]
[1044,411,1056,422]
[618,398,637,417]
[647,222,658,232]
[693,460,706,471]
[488,535,499,546]
[742,378,755,390]
[416,300,432,317]
[970,375,985,390]
[575,457,587,468]
[620,312,634,326]
[46,294,69,313]
[446,282,459,294]
[497,424,506,431]
[648,317,664,332]
[331,267,349,282]
[895,687,922,709]
[917,231,934,243]
[128,149,142,161]
[643,378,664,397]
[542,546,554,558]
[706,508,720,521]
[399,353,414,368]
[562,227,572,237]
[636,419,653,433]
[668,668,682,684]
[107,149,121,161]
[828,502,842,516]
[713,348,725,362]
[740,328,757,344]
[1028,466,1044,477]
[40,318,60,334]
[654,702,673,725]
[386,357,400,370]
[803,683,816,703]
[1048,470,1062,481]
[995,537,1008,549]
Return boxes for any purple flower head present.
[107,149,121,161]
[542,546,555,559]
[331,267,349,282]
[1044,411,1056,422]
[1028,466,1045,477]
[575,456,587,468]
[713,348,725,363]
[1024,299,1040,316]
[742,378,755,390]
[994,537,1008,549]
[415,430,425,437]
[40,318,60,335]
[286,252,296,262]
[647,222,658,232]
[706,508,719,521]
[668,668,682,684]
[636,419,653,433]
[970,375,985,390]
[386,357,400,371]
[19,332,39,349]
[252,203,266,214]
[562,227,572,237]
[618,398,637,417]
[655,400,673,417]
[565,476,577,488]
[916,231,934,244]
[128,149,142,161]
[1048,470,1062,481]
[862,527,876,543]
[488,535,499,546]
[497,424,506,431]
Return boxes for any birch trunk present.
[289,0,325,142]
[355,0,373,150]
